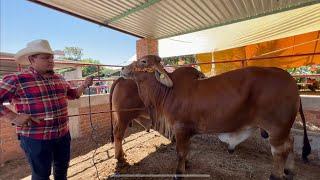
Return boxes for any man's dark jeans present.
[20,133,71,180]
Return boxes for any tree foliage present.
[61,46,119,77]
[64,47,83,60]
[80,58,117,77]
[287,65,320,74]
[80,58,100,77]
[162,55,196,65]
[287,65,319,83]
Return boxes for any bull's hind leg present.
[284,135,295,179]
[114,119,129,163]
[174,127,192,176]
[269,135,294,180]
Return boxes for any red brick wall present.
[0,119,24,164]
[79,104,111,137]
[0,103,112,165]
[136,38,158,59]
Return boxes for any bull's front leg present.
[269,136,294,180]
[114,119,129,163]
[174,126,192,178]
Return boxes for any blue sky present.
[0,0,138,65]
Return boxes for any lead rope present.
[88,86,101,180]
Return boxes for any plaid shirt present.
[0,67,80,140]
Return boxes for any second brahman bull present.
[110,66,205,162]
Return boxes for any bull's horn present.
[154,65,173,87]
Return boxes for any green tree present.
[287,65,320,75]
[162,55,196,65]
[79,58,118,77]
[101,68,118,77]
[64,47,83,60]
[287,65,320,83]
[80,58,100,77]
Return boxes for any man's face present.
[29,53,54,73]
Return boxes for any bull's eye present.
[141,60,147,64]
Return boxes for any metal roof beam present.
[107,0,162,24]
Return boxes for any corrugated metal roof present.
[30,0,320,39]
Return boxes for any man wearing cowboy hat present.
[0,39,93,180]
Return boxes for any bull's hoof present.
[171,136,176,143]
[269,174,285,180]
[284,169,294,180]
[185,160,190,169]
[116,158,127,164]
[116,159,129,168]
[173,175,182,180]
[302,156,309,163]
[146,129,150,133]
[284,175,293,180]
[174,171,183,180]
[227,149,235,154]
[116,154,127,164]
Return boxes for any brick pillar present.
[136,38,158,59]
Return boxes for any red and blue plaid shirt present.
[0,67,80,140]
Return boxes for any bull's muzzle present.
[120,66,133,79]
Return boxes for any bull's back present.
[168,67,299,133]
[194,67,298,106]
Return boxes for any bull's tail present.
[299,98,311,162]
[109,77,123,143]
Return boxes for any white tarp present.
[159,3,320,57]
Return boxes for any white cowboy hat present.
[14,39,54,65]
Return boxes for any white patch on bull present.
[270,136,293,156]
[285,152,295,171]
[218,127,256,150]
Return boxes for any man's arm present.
[0,107,17,123]
[0,75,37,125]
[0,75,17,121]
[76,83,87,97]
[67,76,93,99]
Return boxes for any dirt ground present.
[1,123,319,180]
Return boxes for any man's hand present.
[76,77,94,97]
[82,76,94,88]
[12,113,40,126]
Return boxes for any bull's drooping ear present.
[154,55,161,63]
[154,63,173,87]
